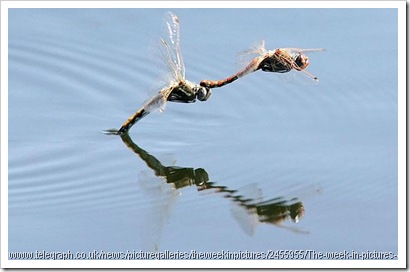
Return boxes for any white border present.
[396,2,407,270]
[1,0,9,269]
[0,0,405,9]
[1,1,406,269]
[0,259,406,269]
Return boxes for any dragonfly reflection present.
[200,40,324,88]
[107,12,211,135]
[120,133,312,238]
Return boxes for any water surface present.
[8,8,398,261]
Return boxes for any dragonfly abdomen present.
[199,57,262,89]
[117,108,149,134]
[200,74,239,88]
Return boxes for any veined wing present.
[137,170,180,252]
[143,12,185,113]
[142,88,169,113]
[229,183,263,236]
[236,40,268,63]
[282,47,325,54]
[161,12,185,82]
[235,40,268,74]
[149,12,184,91]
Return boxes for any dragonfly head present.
[194,86,212,102]
[293,53,310,71]
[193,168,209,186]
[289,201,305,223]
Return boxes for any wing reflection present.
[136,170,180,252]
[120,133,312,241]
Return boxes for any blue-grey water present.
[8,8,398,260]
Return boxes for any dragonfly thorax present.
[167,81,211,103]
[258,54,293,73]
[167,82,197,103]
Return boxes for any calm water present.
[8,8,398,262]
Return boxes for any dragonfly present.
[200,40,324,88]
[109,12,211,135]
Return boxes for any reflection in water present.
[119,133,311,250]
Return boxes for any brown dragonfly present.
[200,40,324,88]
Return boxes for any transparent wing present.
[229,183,263,236]
[282,183,323,201]
[237,40,268,59]
[142,92,167,116]
[146,19,188,114]
[147,12,185,90]
[137,170,180,252]
[230,204,259,236]
[149,12,185,97]
[282,47,326,54]
[142,90,168,113]
[235,183,264,203]
[273,223,310,234]
[235,40,268,71]
[164,11,185,81]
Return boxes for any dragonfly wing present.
[144,91,167,112]
[235,40,267,70]
[229,183,263,236]
[137,170,180,251]
[148,12,185,87]
[236,40,267,57]
[142,88,171,114]
[153,38,179,84]
[283,183,323,201]
[283,48,325,54]
[164,12,185,80]
[274,223,310,234]
[230,203,258,236]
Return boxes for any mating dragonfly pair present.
[108,12,324,135]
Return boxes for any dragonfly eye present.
[294,54,309,70]
[195,86,212,102]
